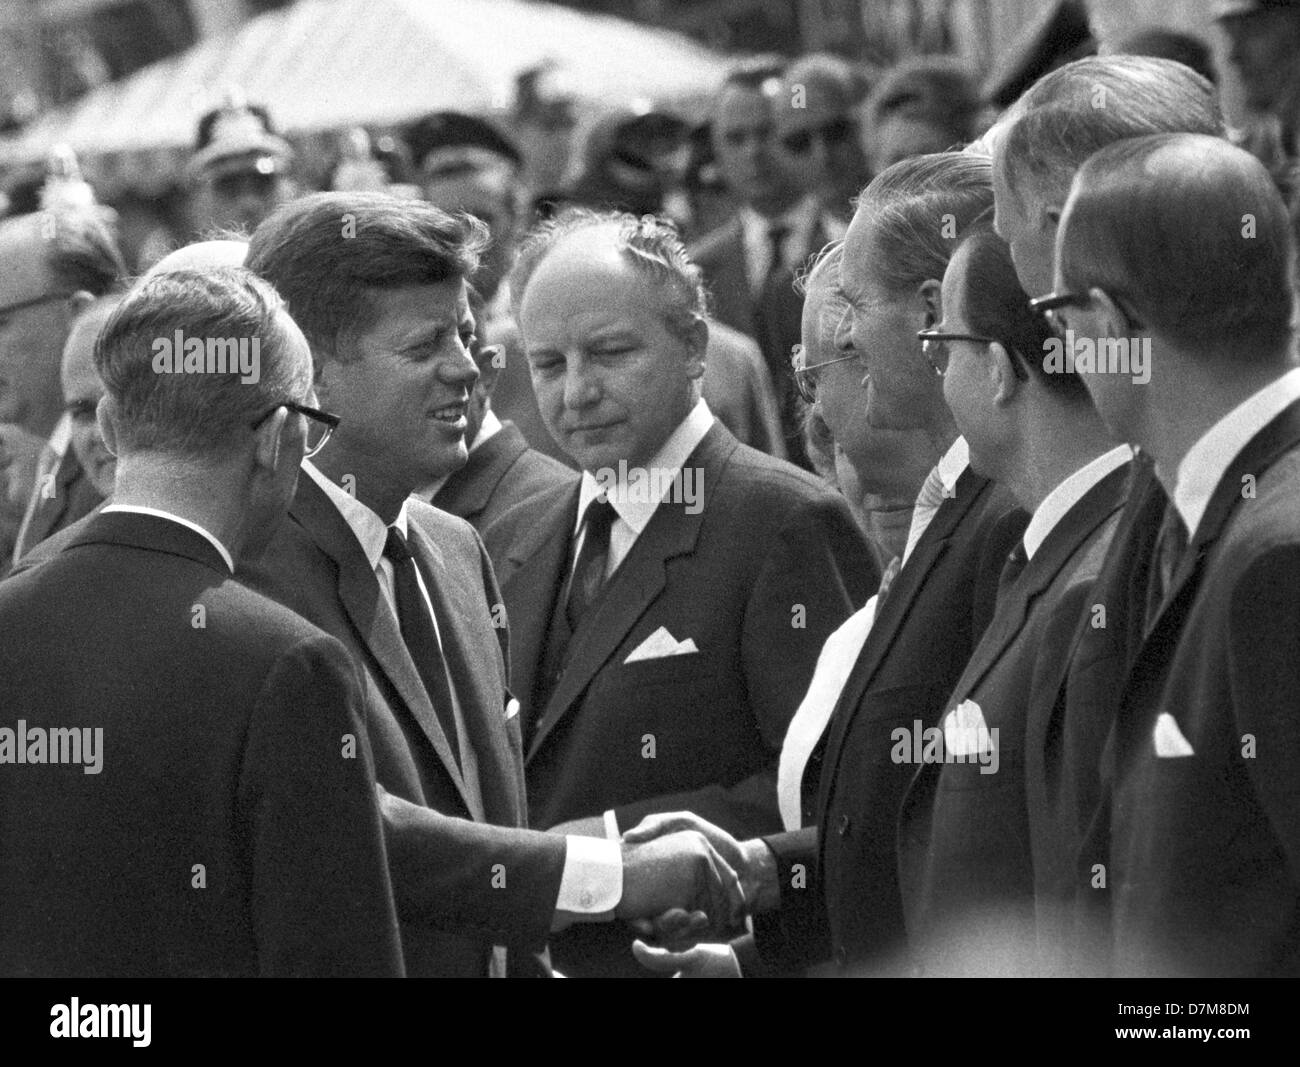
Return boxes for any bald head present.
[145,239,248,276]
[1058,133,1294,363]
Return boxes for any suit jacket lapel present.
[289,475,475,812]
[1132,398,1300,684]
[525,425,735,762]
[950,462,1130,703]
[500,482,581,727]
[433,422,528,520]
[816,468,993,816]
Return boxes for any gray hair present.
[997,55,1224,205]
[95,266,309,458]
[509,207,708,343]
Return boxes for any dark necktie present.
[997,541,1030,602]
[566,498,618,633]
[765,223,789,284]
[1144,505,1189,632]
[383,526,460,760]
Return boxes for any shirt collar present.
[304,460,409,571]
[100,503,235,573]
[740,197,821,272]
[1174,367,1300,540]
[471,406,503,453]
[936,435,970,497]
[576,398,714,536]
[1022,445,1133,560]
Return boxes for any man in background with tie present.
[241,194,744,977]
[689,59,835,469]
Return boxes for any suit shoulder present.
[716,442,839,505]
[408,496,480,551]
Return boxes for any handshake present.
[554,812,781,977]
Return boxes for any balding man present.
[1056,134,1300,977]
[0,268,403,975]
[495,207,875,975]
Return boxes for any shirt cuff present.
[603,808,620,840]
[554,835,623,918]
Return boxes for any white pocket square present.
[1152,712,1194,758]
[624,626,699,664]
[942,699,995,758]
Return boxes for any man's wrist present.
[739,838,781,914]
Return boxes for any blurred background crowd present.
[1,0,1297,567]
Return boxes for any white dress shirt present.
[1022,445,1133,560]
[739,196,825,293]
[572,398,715,578]
[776,436,970,830]
[1173,367,1300,541]
[101,503,235,574]
[304,461,623,918]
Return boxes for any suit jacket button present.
[837,814,851,836]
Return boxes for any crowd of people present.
[1,2,1299,979]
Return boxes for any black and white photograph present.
[0,0,1293,1048]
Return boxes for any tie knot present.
[383,525,412,563]
[583,497,617,533]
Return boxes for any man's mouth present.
[429,402,467,426]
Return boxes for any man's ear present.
[253,405,291,476]
[987,341,1022,405]
[918,278,942,328]
[95,395,118,458]
[685,316,708,379]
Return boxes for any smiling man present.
[491,208,875,976]
[241,194,745,977]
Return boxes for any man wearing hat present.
[188,96,295,236]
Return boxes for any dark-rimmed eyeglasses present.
[916,330,997,377]
[251,400,340,459]
[791,343,859,403]
[780,117,857,156]
[0,291,78,319]
[1029,289,1145,336]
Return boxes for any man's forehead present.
[0,220,52,295]
[715,85,777,127]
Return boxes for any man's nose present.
[438,342,480,388]
[563,361,600,409]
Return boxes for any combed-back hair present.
[94,266,308,458]
[998,55,1224,204]
[509,207,708,343]
[855,152,995,294]
[1058,133,1294,363]
[36,207,126,296]
[245,191,488,364]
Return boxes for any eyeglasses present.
[780,117,857,156]
[0,291,78,319]
[916,330,997,377]
[791,343,859,403]
[1029,289,1146,336]
[251,400,340,459]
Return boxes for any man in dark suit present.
[242,194,745,978]
[495,207,876,974]
[689,59,836,469]
[989,55,1225,974]
[0,267,405,976]
[628,153,1026,979]
[893,231,1131,976]
[1057,134,1300,976]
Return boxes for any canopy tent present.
[1,0,731,165]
